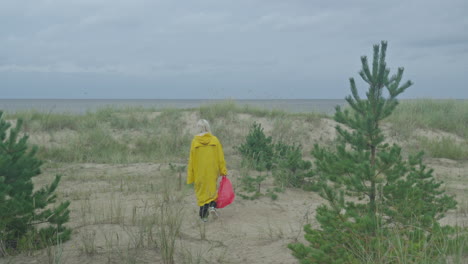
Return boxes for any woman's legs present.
[199,201,217,219]
[209,201,217,209]
[199,204,209,219]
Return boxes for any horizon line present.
[1,97,467,100]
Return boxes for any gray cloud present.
[1,0,467,98]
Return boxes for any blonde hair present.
[197,119,211,134]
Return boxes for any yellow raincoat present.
[187,133,228,206]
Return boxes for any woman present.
[187,119,228,222]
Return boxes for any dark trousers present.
[199,201,217,218]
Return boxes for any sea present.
[0,99,347,115]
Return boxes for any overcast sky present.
[1,0,467,99]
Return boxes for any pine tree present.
[237,122,273,199]
[0,112,71,255]
[289,41,457,263]
[238,122,274,171]
[272,142,312,188]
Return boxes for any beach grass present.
[5,101,322,164]
[386,99,468,139]
[5,99,468,162]
[413,136,468,160]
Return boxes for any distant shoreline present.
[0,98,347,114]
[1,98,466,115]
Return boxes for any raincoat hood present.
[193,133,215,147]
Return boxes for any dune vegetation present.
[1,98,467,263]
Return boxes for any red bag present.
[217,176,235,208]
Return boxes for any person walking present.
[187,119,228,222]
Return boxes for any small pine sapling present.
[289,41,457,263]
[0,112,71,255]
